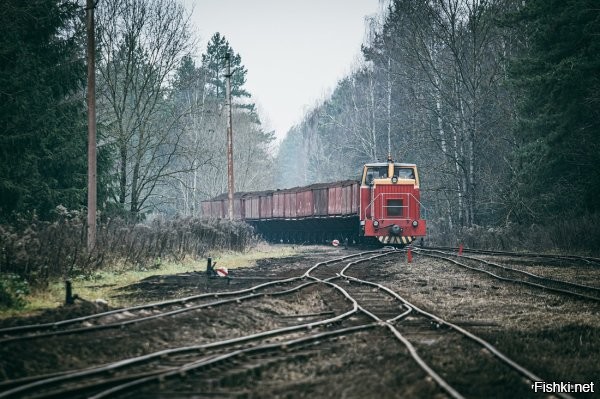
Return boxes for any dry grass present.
[1,244,302,317]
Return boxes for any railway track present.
[0,251,385,344]
[416,247,600,302]
[425,245,600,266]
[337,257,579,399]
[0,249,577,398]
[0,251,386,397]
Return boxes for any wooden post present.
[225,54,234,221]
[65,281,74,305]
[86,0,97,251]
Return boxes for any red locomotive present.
[360,160,426,244]
[201,159,426,245]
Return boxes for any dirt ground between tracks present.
[1,245,599,398]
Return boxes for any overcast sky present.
[181,0,382,141]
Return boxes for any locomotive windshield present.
[394,167,415,179]
[365,166,389,183]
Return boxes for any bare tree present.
[96,0,193,216]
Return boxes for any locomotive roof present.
[364,162,417,167]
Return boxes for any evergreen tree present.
[201,33,250,100]
[511,0,600,219]
[0,0,88,220]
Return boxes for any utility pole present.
[387,55,392,160]
[225,53,234,220]
[86,0,97,250]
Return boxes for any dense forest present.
[276,0,600,250]
[0,0,271,295]
[1,0,599,252]
[0,0,274,222]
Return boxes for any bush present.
[426,213,600,255]
[0,208,258,290]
[0,273,30,310]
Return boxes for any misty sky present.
[182,0,382,141]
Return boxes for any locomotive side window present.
[387,199,403,217]
[394,167,415,179]
[365,166,389,184]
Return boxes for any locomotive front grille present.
[386,199,404,217]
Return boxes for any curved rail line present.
[305,257,463,399]
[0,249,575,399]
[336,258,575,399]
[423,245,600,265]
[0,250,388,344]
[0,251,392,398]
[417,248,600,302]
[305,249,571,399]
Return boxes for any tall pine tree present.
[511,0,600,219]
[0,0,88,220]
[201,33,250,101]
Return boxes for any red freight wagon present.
[244,195,260,220]
[296,189,313,217]
[259,193,273,219]
[251,195,261,220]
[243,196,252,220]
[341,184,352,215]
[312,186,328,216]
[223,197,244,219]
[238,197,246,219]
[238,198,245,219]
[284,191,297,218]
[351,182,360,214]
[273,191,285,218]
[328,186,342,215]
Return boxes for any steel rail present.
[0,251,387,398]
[0,305,361,398]
[291,250,465,399]
[423,245,600,264]
[417,249,600,302]
[0,281,320,344]
[428,249,600,291]
[88,324,379,399]
[0,251,388,344]
[336,260,575,399]
[315,258,465,399]
[83,253,402,398]
[0,251,382,337]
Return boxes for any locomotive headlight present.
[373,220,379,228]
[412,220,419,227]
[391,177,398,184]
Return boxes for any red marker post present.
[458,244,463,256]
[407,247,413,263]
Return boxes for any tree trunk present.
[369,72,377,161]
[119,142,127,205]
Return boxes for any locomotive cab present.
[360,160,426,245]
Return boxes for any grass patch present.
[1,244,302,318]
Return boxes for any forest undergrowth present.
[0,207,257,310]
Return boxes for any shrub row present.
[426,213,600,254]
[0,207,257,289]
